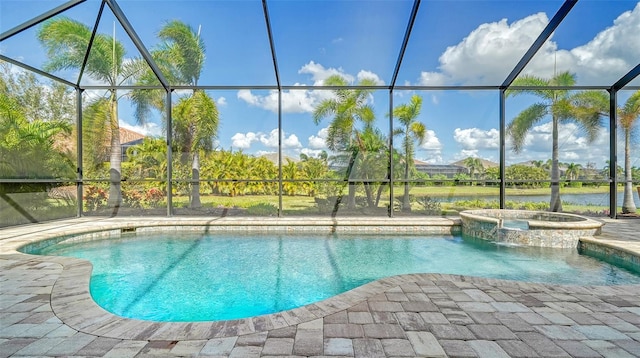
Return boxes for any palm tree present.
[507,72,607,212]
[619,90,640,213]
[38,18,145,208]
[564,162,582,181]
[313,74,377,209]
[132,20,218,208]
[463,157,485,184]
[352,126,389,208]
[392,95,426,212]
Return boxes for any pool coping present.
[2,216,639,341]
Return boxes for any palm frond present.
[158,20,205,85]
[620,90,640,130]
[507,102,547,153]
[507,75,553,99]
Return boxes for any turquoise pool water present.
[30,232,640,322]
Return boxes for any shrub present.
[122,189,143,209]
[84,186,107,211]
[417,196,442,215]
[144,187,165,208]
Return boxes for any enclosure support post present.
[388,90,394,218]
[76,88,83,218]
[278,90,283,217]
[166,90,173,216]
[609,89,618,219]
[499,90,506,209]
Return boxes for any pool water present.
[31,232,640,322]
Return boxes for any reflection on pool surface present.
[29,232,640,322]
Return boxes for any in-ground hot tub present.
[460,209,604,248]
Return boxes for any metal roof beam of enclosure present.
[0,55,76,88]
[0,0,86,41]
[263,0,283,216]
[77,1,106,87]
[500,0,577,88]
[613,63,640,91]
[390,0,420,89]
[263,0,281,89]
[104,0,169,90]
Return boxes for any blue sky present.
[1,0,639,169]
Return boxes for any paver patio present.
[1,216,640,357]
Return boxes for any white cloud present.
[231,132,258,149]
[430,94,439,105]
[418,129,443,152]
[237,61,383,113]
[565,3,640,84]
[119,121,162,137]
[507,122,610,165]
[217,96,227,106]
[308,127,329,149]
[453,128,499,150]
[301,148,325,158]
[231,129,302,150]
[414,130,443,163]
[237,89,316,114]
[436,13,550,85]
[416,4,640,85]
[258,129,302,149]
[258,129,280,148]
[418,71,448,86]
[298,61,354,85]
[357,70,385,85]
[237,90,259,106]
[459,149,480,158]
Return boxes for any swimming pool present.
[27,232,640,322]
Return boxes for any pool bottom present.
[31,232,640,322]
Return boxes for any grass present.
[168,185,639,216]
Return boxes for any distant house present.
[52,127,146,163]
[451,158,498,170]
[259,153,300,165]
[414,159,468,178]
[98,127,146,162]
[118,128,145,162]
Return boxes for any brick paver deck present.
[1,216,639,357]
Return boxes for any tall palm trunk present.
[622,130,637,213]
[346,152,357,209]
[550,115,562,212]
[402,141,411,212]
[191,150,201,208]
[107,91,122,208]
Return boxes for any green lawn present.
[169,185,638,216]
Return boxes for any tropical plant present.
[351,126,389,208]
[132,20,218,208]
[312,74,377,209]
[282,159,299,196]
[392,94,426,211]
[0,68,75,209]
[564,162,582,181]
[602,160,623,180]
[124,137,167,179]
[300,153,329,196]
[38,18,146,208]
[619,90,640,214]
[463,157,485,184]
[505,165,549,189]
[507,72,607,211]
